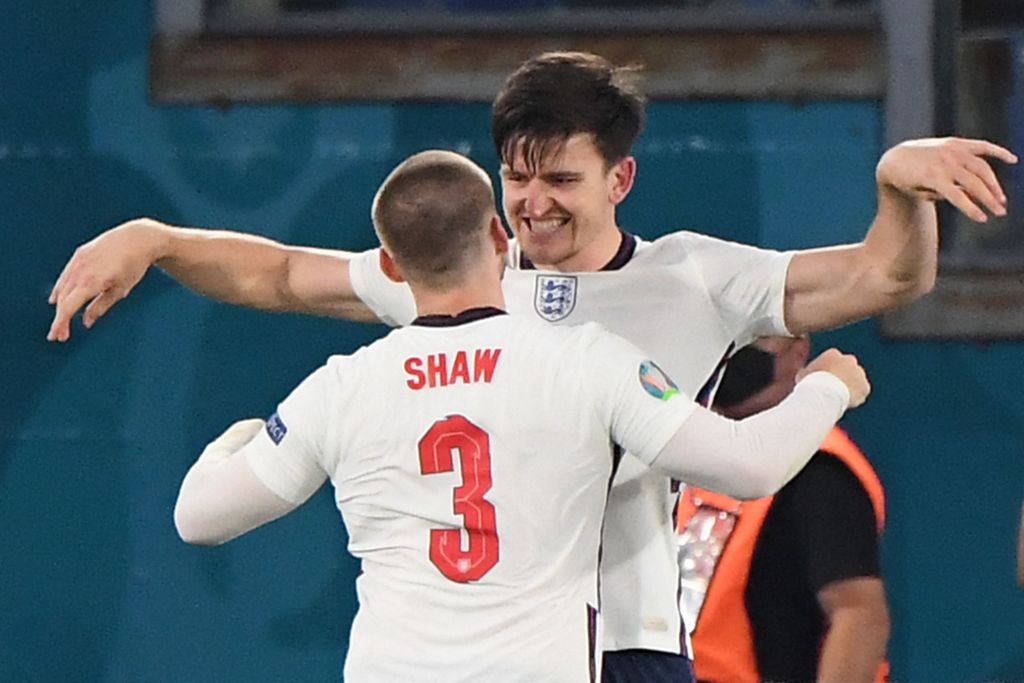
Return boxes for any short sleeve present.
[348,248,418,327]
[685,233,794,344]
[582,327,696,465]
[244,365,333,505]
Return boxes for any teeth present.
[528,218,567,235]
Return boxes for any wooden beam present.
[150,31,883,104]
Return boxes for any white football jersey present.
[349,231,793,655]
[244,311,695,682]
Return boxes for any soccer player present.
[173,149,870,681]
[48,52,1014,683]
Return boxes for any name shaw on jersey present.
[404,348,503,390]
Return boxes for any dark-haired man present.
[49,51,1014,682]
[173,149,869,681]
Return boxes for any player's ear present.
[379,249,406,284]
[489,214,510,257]
[608,156,636,206]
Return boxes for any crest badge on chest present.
[534,275,578,322]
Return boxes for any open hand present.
[876,137,1018,223]
[47,219,167,342]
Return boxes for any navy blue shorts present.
[601,649,695,683]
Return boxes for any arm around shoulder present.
[146,219,379,320]
[650,371,852,499]
[174,419,299,546]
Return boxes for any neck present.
[411,274,506,318]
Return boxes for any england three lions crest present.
[534,275,578,322]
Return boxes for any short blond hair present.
[372,150,496,290]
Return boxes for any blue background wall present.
[3,4,1022,682]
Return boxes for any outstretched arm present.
[48,217,379,342]
[784,137,1018,334]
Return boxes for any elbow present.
[872,272,934,314]
[174,498,227,547]
[884,261,936,308]
[899,269,936,302]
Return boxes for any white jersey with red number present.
[243,311,695,682]
[349,231,793,655]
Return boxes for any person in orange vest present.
[678,336,890,683]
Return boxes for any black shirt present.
[744,452,882,683]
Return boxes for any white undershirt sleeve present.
[174,363,337,545]
[174,419,302,546]
[649,371,850,499]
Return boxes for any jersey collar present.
[411,306,508,327]
[518,231,637,272]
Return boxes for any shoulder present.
[630,230,703,264]
[770,452,878,532]
[779,452,867,500]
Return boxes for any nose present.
[522,180,554,217]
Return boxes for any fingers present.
[966,139,1019,165]
[48,243,87,305]
[937,140,1013,221]
[82,289,123,328]
[938,181,990,223]
[963,154,1007,204]
[47,283,107,342]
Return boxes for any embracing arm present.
[784,138,1017,334]
[174,419,303,546]
[649,349,867,499]
[48,217,378,342]
[651,371,848,499]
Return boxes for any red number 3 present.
[418,415,499,583]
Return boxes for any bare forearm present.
[143,220,377,320]
[817,578,889,683]
[152,223,277,302]
[784,193,936,334]
[861,184,938,304]
[817,607,889,683]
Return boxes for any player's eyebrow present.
[539,170,583,182]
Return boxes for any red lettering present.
[426,353,448,388]
[473,348,502,383]
[405,357,425,390]
[407,349,501,390]
[449,351,470,385]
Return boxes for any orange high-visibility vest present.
[676,427,888,683]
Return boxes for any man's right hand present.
[799,348,871,408]
[47,218,168,342]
